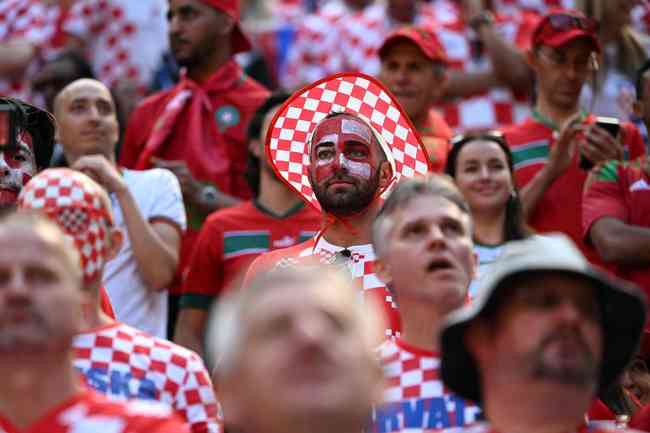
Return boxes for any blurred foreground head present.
[208,264,384,433]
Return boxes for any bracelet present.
[469,11,495,31]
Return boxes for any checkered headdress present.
[17,168,114,283]
[266,73,431,212]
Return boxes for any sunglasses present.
[545,13,598,34]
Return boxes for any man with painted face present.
[0,97,54,213]
[244,74,431,339]
[18,168,221,433]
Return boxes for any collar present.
[313,236,374,256]
[531,108,588,131]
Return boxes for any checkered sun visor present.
[266,72,431,212]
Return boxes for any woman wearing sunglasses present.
[444,132,533,297]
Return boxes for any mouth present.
[426,258,454,274]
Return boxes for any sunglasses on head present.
[546,13,598,33]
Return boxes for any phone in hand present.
[579,116,621,171]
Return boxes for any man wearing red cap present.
[118,0,270,303]
[501,9,646,265]
[378,26,453,173]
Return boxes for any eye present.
[442,220,464,236]
[317,149,335,160]
[403,222,427,238]
[25,266,57,286]
[97,102,113,116]
[463,164,479,173]
[12,152,27,162]
[348,148,368,158]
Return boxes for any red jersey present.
[245,237,401,338]
[419,110,453,174]
[434,11,540,131]
[0,389,188,433]
[583,159,650,297]
[502,113,646,264]
[73,322,220,433]
[371,339,481,433]
[180,200,320,308]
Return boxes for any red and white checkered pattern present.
[268,73,430,213]
[273,237,400,338]
[373,339,482,430]
[0,389,190,433]
[73,322,221,433]
[0,0,69,103]
[434,11,539,131]
[17,168,113,283]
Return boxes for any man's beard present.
[527,326,599,387]
[311,170,381,217]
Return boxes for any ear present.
[105,228,123,261]
[430,71,448,103]
[378,160,393,189]
[374,258,393,286]
[249,138,262,159]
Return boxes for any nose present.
[5,270,29,298]
[0,154,10,177]
[426,224,447,249]
[479,165,490,179]
[294,315,328,347]
[168,14,183,37]
[554,298,582,324]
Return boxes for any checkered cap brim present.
[266,73,431,211]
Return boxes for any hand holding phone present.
[579,117,621,171]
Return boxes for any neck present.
[320,202,381,246]
[398,299,445,351]
[256,169,303,216]
[472,209,506,245]
[187,48,231,83]
[535,92,581,129]
[82,279,114,330]
[67,150,116,167]
[0,351,81,429]
[483,375,593,433]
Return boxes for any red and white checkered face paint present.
[267,73,431,212]
[17,168,113,283]
[0,131,36,207]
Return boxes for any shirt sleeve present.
[582,160,629,242]
[180,220,224,309]
[622,122,647,160]
[174,351,222,433]
[147,168,187,231]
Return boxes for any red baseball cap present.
[200,0,252,54]
[532,9,601,52]
[379,26,448,65]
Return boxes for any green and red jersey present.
[502,112,646,265]
[179,200,320,309]
[583,159,650,297]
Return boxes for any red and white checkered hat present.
[266,72,431,212]
[17,168,113,283]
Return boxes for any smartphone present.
[579,116,621,171]
[0,104,16,148]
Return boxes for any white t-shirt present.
[104,168,186,338]
[468,242,505,299]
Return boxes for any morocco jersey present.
[180,200,320,308]
[371,339,481,433]
[502,113,646,265]
[583,159,650,297]
[245,236,401,338]
[0,389,188,433]
[73,322,220,433]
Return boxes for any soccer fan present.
[377,26,453,173]
[501,9,646,264]
[440,234,646,433]
[244,73,431,338]
[119,0,269,304]
[173,93,320,359]
[208,265,385,433]
[370,176,482,432]
[434,0,539,132]
[18,168,220,433]
[0,211,189,433]
[54,78,185,339]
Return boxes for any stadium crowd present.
[1,0,650,433]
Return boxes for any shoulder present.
[205,201,258,224]
[80,390,185,425]
[122,168,182,193]
[440,421,492,433]
[248,239,315,273]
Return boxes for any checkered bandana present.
[267,73,431,212]
[18,168,113,283]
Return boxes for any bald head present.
[53,79,119,164]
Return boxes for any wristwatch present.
[199,184,219,207]
[469,11,495,31]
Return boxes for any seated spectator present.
[208,265,385,433]
[445,131,533,297]
[576,0,650,121]
[54,78,185,338]
[502,9,646,266]
[173,92,320,360]
[370,176,482,433]
[0,211,188,433]
[440,234,646,433]
[19,168,220,433]
[435,0,538,131]
[377,26,453,172]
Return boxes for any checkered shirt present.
[435,11,538,131]
[272,237,401,338]
[371,339,482,433]
[269,73,430,212]
[73,322,221,433]
[0,0,69,103]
